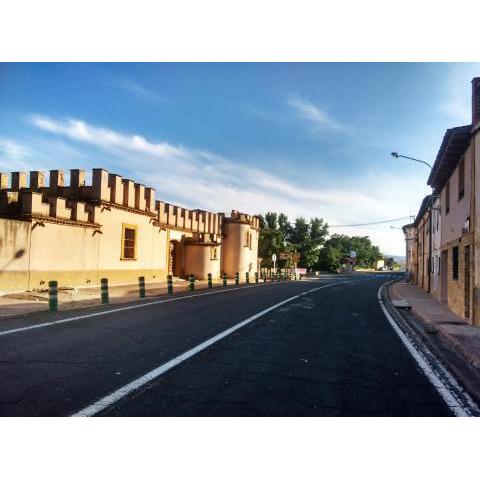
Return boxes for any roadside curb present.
[386,282,480,370]
[380,279,480,416]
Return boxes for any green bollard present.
[100,277,109,304]
[245,271,250,284]
[255,271,259,283]
[223,272,227,287]
[208,273,213,288]
[139,276,146,298]
[235,272,239,286]
[167,274,173,294]
[48,280,58,312]
[270,271,274,282]
[189,273,195,291]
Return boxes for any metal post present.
[263,272,266,283]
[48,280,58,312]
[235,272,239,286]
[222,272,227,287]
[208,273,213,288]
[255,271,259,283]
[167,274,173,294]
[189,274,195,291]
[101,277,109,304]
[139,276,146,298]
[246,271,250,284]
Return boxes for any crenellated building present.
[0,168,260,292]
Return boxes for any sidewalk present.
[0,277,248,319]
[389,281,480,369]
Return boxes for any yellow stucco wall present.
[0,207,170,291]
[0,218,31,292]
[184,243,221,280]
[221,221,258,278]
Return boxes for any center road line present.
[378,280,479,417]
[0,280,323,338]
[72,281,351,417]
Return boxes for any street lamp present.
[391,152,432,170]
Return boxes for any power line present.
[329,216,412,228]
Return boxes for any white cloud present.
[0,138,37,171]
[16,114,423,254]
[439,63,480,124]
[287,94,343,131]
[108,76,167,104]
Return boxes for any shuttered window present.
[452,246,459,280]
[458,159,465,200]
[122,224,137,260]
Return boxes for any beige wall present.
[441,145,472,246]
[28,222,100,288]
[221,221,258,278]
[96,207,168,281]
[474,127,480,325]
[184,243,221,280]
[0,206,170,291]
[0,218,31,292]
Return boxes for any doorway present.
[465,245,470,318]
[169,240,181,277]
[440,250,448,303]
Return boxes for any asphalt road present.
[0,273,452,416]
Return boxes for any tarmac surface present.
[0,273,453,416]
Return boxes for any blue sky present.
[1,62,479,255]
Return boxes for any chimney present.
[473,77,480,127]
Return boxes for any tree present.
[258,212,287,267]
[289,217,329,268]
[316,234,383,271]
[258,213,329,269]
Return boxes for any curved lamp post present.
[391,152,432,170]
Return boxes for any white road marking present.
[378,281,479,417]
[0,280,320,338]
[72,281,350,417]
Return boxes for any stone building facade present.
[0,168,260,292]
[404,77,480,325]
